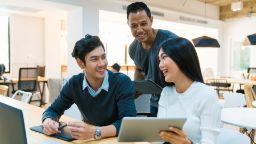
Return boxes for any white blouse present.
[157,82,222,144]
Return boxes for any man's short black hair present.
[71,34,104,62]
[126,2,151,19]
[112,63,121,72]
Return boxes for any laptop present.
[0,101,27,144]
[118,117,186,142]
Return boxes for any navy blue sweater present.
[42,71,136,134]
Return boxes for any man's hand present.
[42,118,60,135]
[135,91,142,98]
[68,122,95,140]
[134,66,145,80]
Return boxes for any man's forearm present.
[99,125,116,138]
[134,67,145,80]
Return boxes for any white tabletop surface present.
[221,107,256,129]
[206,77,256,85]
[252,101,256,108]
[226,78,256,85]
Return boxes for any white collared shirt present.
[82,71,109,97]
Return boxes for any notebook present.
[118,117,186,142]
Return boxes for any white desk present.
[226,78,256,85]
[221,107,256,143]
[221,107,256,129]
[0,96,155,144]
[206,77,256,85]
[252,101,256,108]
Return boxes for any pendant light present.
[192,35,220,47]
[192,1,220,48]
[247,33,256,45]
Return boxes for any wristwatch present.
[94,127,101,140]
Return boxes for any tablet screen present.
[30,125,74,141]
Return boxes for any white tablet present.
[118,117,186,142]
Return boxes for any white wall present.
[44,18,62,78]
[9,14,44,78]
[4,0,222,78]
[60,0,222,77]
[6,13,67,79]
[222,17,256,77]
[67,7,83,76]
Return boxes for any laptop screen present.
[0,101,27,144]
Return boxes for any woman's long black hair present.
[159,37,204,86]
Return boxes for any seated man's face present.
[84,46,108,80]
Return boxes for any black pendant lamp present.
[192,1,220,48]
[192,36,220,47]
[247,33,256,45]
[243,33,256,45]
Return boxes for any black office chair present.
[17,67,42,106]
[37,65,45,77]
[207,79,233,97]
[247,67,256,79]
[18,68,38,92]
[0,64,5,80]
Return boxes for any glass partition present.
[0,15,10,72]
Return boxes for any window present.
[0,16,10,72]
[232,41,253,71]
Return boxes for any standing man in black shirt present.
[127,2,177,116]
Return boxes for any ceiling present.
[197,0,252,6]
[0,0,78,19]
[197,0,256,20]
[1,0,255,21]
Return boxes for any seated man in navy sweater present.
[42,34,136,140]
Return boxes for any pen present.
[58,122,67,130]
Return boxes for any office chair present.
[17,67,38,92]
[17,67,42,106]
[37,65,45,77]
[0,64,5,80]
[247,67,256,79]
[12,90,32,103]
[223,92,246,108]
[217,128,250,144]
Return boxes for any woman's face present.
[158,48,180,83]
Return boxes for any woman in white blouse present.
[157,37,221,144]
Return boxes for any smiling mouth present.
[96,67,106,74]
[162,69,168,76]
[136,33,145,39]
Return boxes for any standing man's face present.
[127,10,153,43]
[79,46,108,81]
